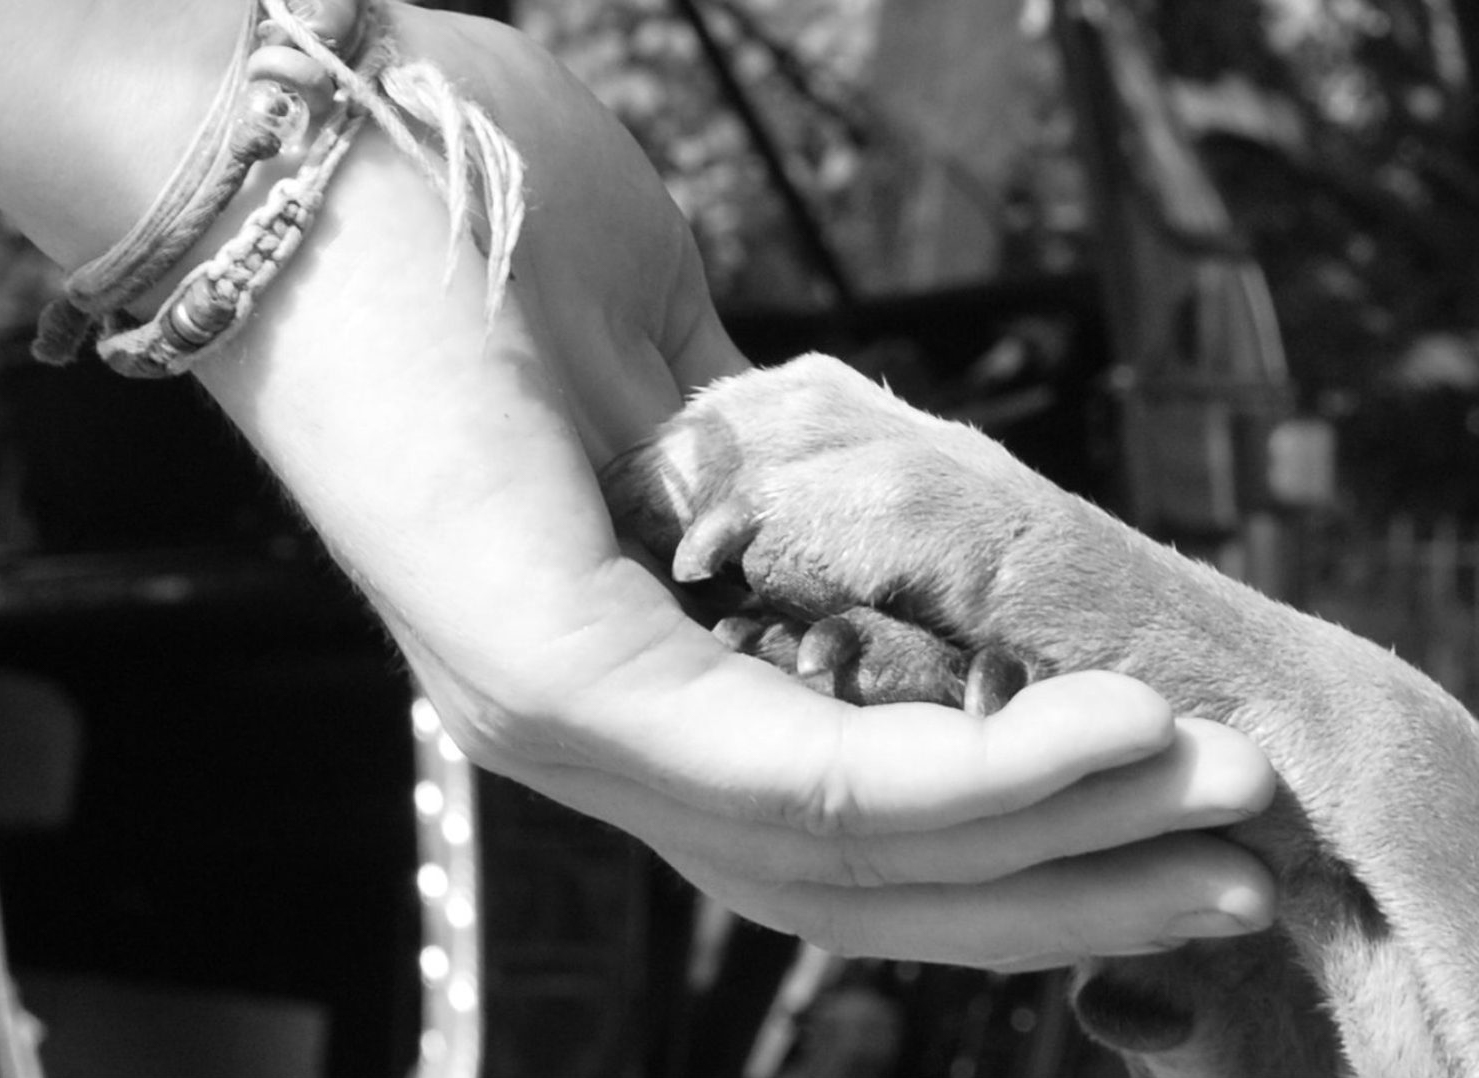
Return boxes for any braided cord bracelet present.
[96,95,368,377]
[32,0,527,379]
[31,0,350,368]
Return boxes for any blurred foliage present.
[521,0,1081,303]
[1151,0,1479,396]
[1146,0,1479,519]
[523,0,1479,373]
[523,0,1479,518]
[522,0,879,303]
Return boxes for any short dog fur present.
[601,353,1479,1078]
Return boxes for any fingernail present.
[990,953,1080,974]
[1162,909,1263,939]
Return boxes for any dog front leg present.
[604,353,1479,1078]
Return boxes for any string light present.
[408,695,483,1078]
[448,975,479,1014]
[417,863,450,900]
[437,731,464,762]
[445,892,476,930]
[411,697,442,739]
[441,810,472,846]
[420,945,451,983]
[419,1029,447,1064]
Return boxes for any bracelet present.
[32,0,368,373]
[32,0,527,378]
[94,95,368,378]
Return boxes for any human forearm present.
[0,0,243,269]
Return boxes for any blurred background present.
[2,0,1478,1075]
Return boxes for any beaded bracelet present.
[32,0,526,378]
[32,0,370,374]
[95,96,368,378]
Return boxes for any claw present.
[713,615,767,653]
[796,616,863,678]
[714,615,809,675]
[963,647,1028,717]
[673,500,757,583]
[753,620,805,671]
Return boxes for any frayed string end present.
[265,0,527,333]
[31,300,94,367]
[379,60,526,325]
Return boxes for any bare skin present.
[0,0,1276,966]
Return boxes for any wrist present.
[0,0,245,270]
[25,0,436,377]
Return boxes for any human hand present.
[372,7,1281,966]
[0,0,1277,967]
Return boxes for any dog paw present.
[1071,964,1196,1054]
[709,603,1030,712]
[602,353,1050,646]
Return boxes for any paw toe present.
[673,499,758,583]
[820,608,968,707]
[712,613,808,674]
[796,615,863,678]
[1071,969,1195,1053]
[963,647,1029,717]
[712,614,768,654]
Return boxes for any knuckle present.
[830,834,893,889]
[782,721,863,840]
[787,764,853,840]
[781,722,903,889]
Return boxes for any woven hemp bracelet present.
[97,93,368,378]
[32,0,374,376]
[33,0,526,379]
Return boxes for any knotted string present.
[31,1,263,365]
[33,0,527,374]
[264,0,526,323]
[261,0,526,324]
[95,96,369,377]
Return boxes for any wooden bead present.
[246,45,335,116]
[163,278,236,350]
[234,79,309,158]
[162,304,210,351]
[158,310,199,352]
